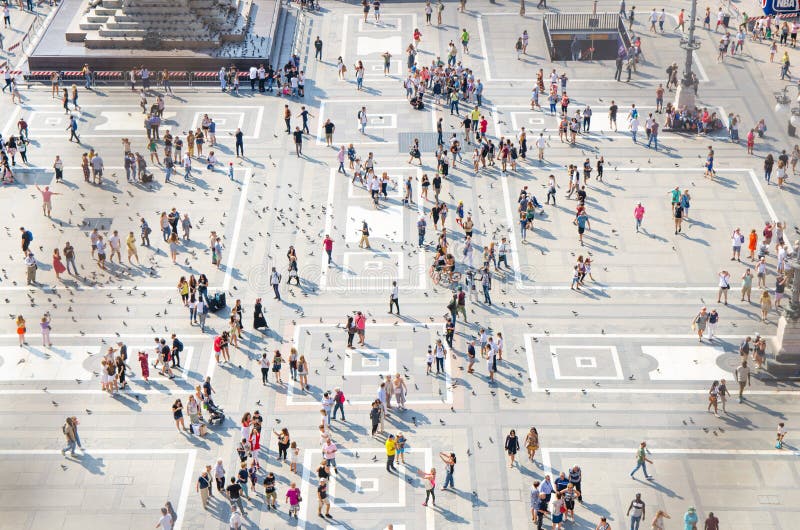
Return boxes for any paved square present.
[3,1,800,529]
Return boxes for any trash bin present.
[722,14,730,28]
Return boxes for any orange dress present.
[748,232,757,252]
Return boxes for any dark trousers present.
[171,351,180,367]
[445,331,454,348]
[389,298,399,314]
[285,119,291,132]
[436,357,445,373]
[258,78,265,92]
[315,48,322,60]
[250,78,256,90]
[272,284,281,300]
[236,142,244,156]
[261,367,269,384]
[332,401,345,420]
[386,454,396,471]
[615,65,622,81]
[371,421,379,435]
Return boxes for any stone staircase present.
[69,0,252,49]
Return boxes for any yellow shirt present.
[126,234,136,251]
[385,438,396,456]
[470,108,480,122]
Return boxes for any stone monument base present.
[29,0,284,71]
[674,82,696,110]
[768,315,800,377]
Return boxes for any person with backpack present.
[170,334,183,368]
[20,227,32,255]
[332,387,346,421]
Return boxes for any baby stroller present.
[204,396,225,425]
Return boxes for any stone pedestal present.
[771,315,800,361]
[674,82,696,110]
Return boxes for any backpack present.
[174,339,184,352]
[25,230,32,241]
[337,391,345,404]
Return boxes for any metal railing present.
[544,12,621,31]
[542,17,555,60]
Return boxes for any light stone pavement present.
[0,1,800,529]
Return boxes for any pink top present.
[286,488,301,505]
[634,205,645,220]
[323,441,337,460]
[40,189,54,202]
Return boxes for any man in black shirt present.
[170,333,182,368]
[608,101,618,131]
[314,36,323,60]
[235,128,244,157]
[293,127,303,157]
[317,477,332,518]
[226,477,245,514]
[300,106,313,134]
[196,470,211,509]
[160,339,175,379]
[263,472,277,509]
[323,119,336,146]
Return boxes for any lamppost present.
[675,0,700,108]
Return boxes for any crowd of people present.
[7,0,794,528]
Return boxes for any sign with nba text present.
[761,0,800,15]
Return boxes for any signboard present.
[761,0,800,15]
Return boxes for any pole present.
[675,0,699,108]
[681,0,698,89]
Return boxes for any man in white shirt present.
[196,297,207,332]
[536,133,546,161]
[248,66,257,91]
[229,506,243,529]
[389,280,400,314]
[108,230,121,263]
[155,507,173,530]
[629,116,640,143]
[270,267,281,301]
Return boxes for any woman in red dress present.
[52,248,66,281]
[138,350,150,382]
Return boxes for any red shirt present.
[323,237,333,251]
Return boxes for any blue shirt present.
[576,214,588,229]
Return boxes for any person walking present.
[196,469,212,510]
[629,441,653,480]
[388,280,400,314]
[505,429,520,468]
[692,307,710,342]
[270,267,282,300]
[627,493,646,530]
[633,202,645,232]
[525,426,539,462]
[735,360,751,403]
[61,417,78,456]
